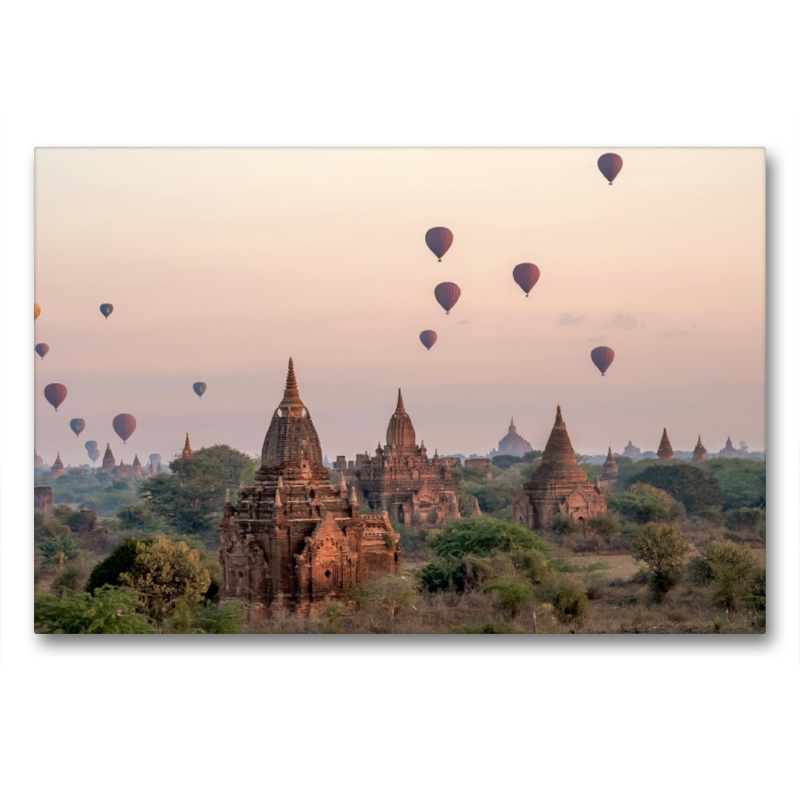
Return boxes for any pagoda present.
[657,429,674,460]
[181,433,194,459]
[489,417,534,458]
[692,436,708,462]
[218,359,400,619]
[718,437,740,458]
[601,447,619,481]
[101,443,116,473]
[49,452,66,479]
[513,406,606,532]
[622,440,642,459]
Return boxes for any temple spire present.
[396,388,406,415]
[657,428,674,460]
[182,433,194,458]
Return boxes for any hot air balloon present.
[44,383,67,411]
[100,303,114,319]
[34,343,50,360]
[419,330,438,351]
[149,454,162,468]
[434,282,461,315]
[193,382,207,398]
[113,413,136,443]
[425,227,453,261]
[85,440,98,453]
[512,263,541,297]
[34,303,41,321]
[70,418,86,437]
[597,153,623,185]
[591,346,615,376]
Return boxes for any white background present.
[1,2,797,799]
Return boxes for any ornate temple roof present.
[493,416,533,456]
[623,440,641,458]
[601,447,618,479]
[102,443,115,469]
[692,435,708,462]
[657,428,674,460]
[181,433,194,458]
[52,452,64,470]
[529,406,588,487]
[386,389,416,451]
[258,358,327,480]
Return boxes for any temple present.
[513,406,606,532]
[718,437,741,458]
[622,440,641,459]
[657,429,674,460]
[692,436,708,462]
[218,359,401,619]
[181,433,194,459]
[338,389,460,529]
[49,452,66,479]
[601,447,618,481]
[489,417,534,457]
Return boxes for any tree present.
[630,523,689,602]
[87,535,210,623]
[698,459,765,510]
[491,454,522,469]
[689,541,761,612]
[427,517,547,559]
[630,464,724,514]
[193,444,257,489]
[551,513,580,535]
[466,480,517,513]
[537,573,588,624]
[38,532,82,569]
[609,483,683,524]
[484,578,534,619]
[357,575,417,632]
[34,586,154,634]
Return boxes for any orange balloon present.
[34,303,41,321]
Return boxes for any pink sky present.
[34,148,765,466]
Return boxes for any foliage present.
[537,573,589,624]
[463,479,517,513]
[698,459,766,510]
[456,492,479,517]
[166,599,246,633]
[484,578,534,619]
[117,503,159,531]
[689,541,761,612]
[193,444,257,489]
[588,513,621,536]
[609,483,684,524]
[393,523,429,559]
[38,532,82,569]
[522,450,543,463]
[453,621,522,633]
[724,507,765,530]
[629,464,724,513]
[417,557,466,593]
[52,557,92,594]
[87,537,141,592]
[427,517,547,559]
[491,454,522,469]
[357,575,417,631]
[630,523,689,602]
[34,586,154,634]
[62,509,99,533]
[551,513,580,535]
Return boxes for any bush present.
[609,483,684,524]
[428,517,547,559]
[491,455,522,469]
[629,464,725,513]
[394,523,429,559]
[38,532,82,569]
[630,523,689,602]
[468,480,517,513]
[538,573,588,624]
[453,621,522,634]
[699,459,765,510]
[692,541,761,612]
[483,578,534,619]
[63,509,98,533]
[34,586,154,634]
[551,513,580,535]
[87,537,141,592]
[724,508,765,531]
[588,513,621,537]
[117,503,157,530]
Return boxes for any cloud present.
[457,319,471,325]
[556,312,586,326]
[601,311,641,331]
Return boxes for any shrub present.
[693,541,761,612]
[630,523,689,602]
[609,483,684,524]
[538,574,588,624]
[117,503,157,530]
[588,513,621,537]
[724,508,765,531]
[417,557,466,593]
[38,532,82,569]
[34,586,154,634]
[629,464,724,513]
[427,517,547,559]
[698,459,765,510]
[453,621,522,634]
[551,513,580,535]
[491,455,522,469]
[87,537,141,592]
[64,509,98,533]
[469,480,517,513]
[483,578,534,619]
[394,524,428,559]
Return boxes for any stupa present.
[601,447,619,481]
[657,429,674,460]
[692,436,708,462]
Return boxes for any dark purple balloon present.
[597,153,623,185]
[35,343,50,360]
[70,418,86,437]
[419,330,438,350]
[434,282,461,314]
[591,346,615,376]
[100,303,114,319]
[512,263,540,297]
[193,382,207,398]
[425,227,453,261]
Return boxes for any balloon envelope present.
[34,303,41,321]
[100,303,114,319]
[193,382,207,398]
[88,449,100,463]
[591,346,615,376]
[70,418,86,437]
[149,454,162,468]
[425,227,454,261]
[35,343,50,360]
[512,263,541,296]
[434,282,461,314]
[113,413,136,443]
[85,440,98,453]
[419,330,438,350]
[44,383,67,411]
[597,153,623,185]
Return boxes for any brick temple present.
[489,417,534,457]
[218,359,401,619]
[513,406,606,532]
[337,389,461,529]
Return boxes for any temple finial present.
[396,388,406,415]
[285,358,300,398]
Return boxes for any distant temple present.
[657,429,674,460]
[513,406,606,533]
[49,452,66,479]
[601,448,618,481]
[101,443,115,473]
[218,359,400,619]
[338,390,461,529]
[718,437,741,458]
[692,436,708,462]
[622,440,642,459]
[181,433,194,459]
[489,417,534,458]
[34,450,44,471]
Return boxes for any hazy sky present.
[34,148,765,466]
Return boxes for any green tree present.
[630,523,689,602]
[484,578,534,619]
[358,575,417,632]
[195,444,257,489]
[538,573,589,624]
[469,480,517,513]
[689,541,761,612]
[491,454,523,469]
[38,532,82,569]
[427,517,547,559]
[698,459,766,510]
[117,503,158,531]
[551,513,580,535]
[87,538,141,592]
[630,464,724,514]
[609,483,684,524]
[34,586,154,634]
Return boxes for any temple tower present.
[50,452,66,479]
[181,433,194,459]
[692,436,708,462]
[601,447,618,480]
[657,429,674,460]
[101,443,115,473]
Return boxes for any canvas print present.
[33,148,766,634]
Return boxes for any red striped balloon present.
[44,383,67,411]
[434,282,461,315]
[597,153,623,185]
[113,413,137,443]
[419,330,438,350]
[590,346,615,376]
[512,263,541,297]
[425,227,453,261]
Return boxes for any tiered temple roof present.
[692,436,708,462]
[657,429,674,460]
[601,447,618,480]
